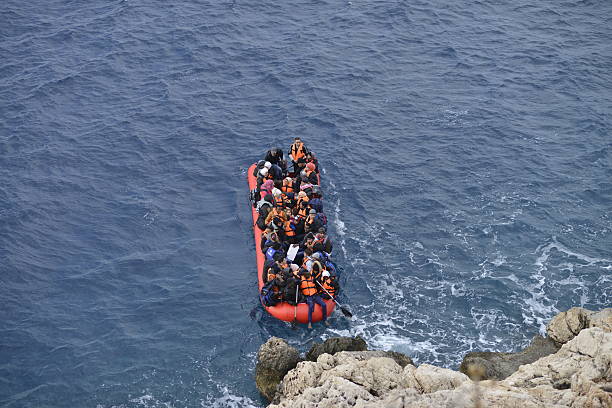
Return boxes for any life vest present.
[305,216,317,231]
[273,194,284,208]
[310,261,324,280]
[322,279,336,298]
[300,275,317,296]
[281,180,294,193]
[290,141,306,161]
[283,220,296,237]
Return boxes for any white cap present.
[259,168,268,176]
[264,161,272,169]
[272,188,282,196]
[322,271,330,278]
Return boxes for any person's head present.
[272,188,282,197]
[272,242,281,250]
[304,247,313,257]
[318,227,326,234]
[264,161,272,169]
[294,137,301,142]
[259,168,268,177]
[309,209,317,216]
[306,162,316,172]
[306,235,314,243]
[284,177,292,185]
[313,242,323,253]
[322,270,330,279]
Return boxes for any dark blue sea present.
[1,0,611,406]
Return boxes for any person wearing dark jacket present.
[264,148,284,166]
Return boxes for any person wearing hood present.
[264,148,284,166]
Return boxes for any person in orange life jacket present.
[304,209,323,234]
[319,271,338,300]
[310,258,325,282]
[265,204,287,227]
[281,177,294,193]
[282,216,298,244]
[271,188,285,209]
[299,269,329,329]
[289,137,309,173]
[296,192,310,218]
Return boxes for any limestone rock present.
[306,336,368,361]
[262,309,612,408]
[589,308,612,332]
[255,337,301,401]
[402,364,469,393]
[459,335,559,380]
[503,327,612,407]
[546,307,593,345]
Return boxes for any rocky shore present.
[255,307,611,407]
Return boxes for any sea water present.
[1,1,610,407]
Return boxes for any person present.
[299,270,329,329]
[281,177,294,193]
[319,271,338,300]
[289,137,309,174]
[314,227,333,254]
[265,205,287,230]
[304,151,319,173]
[264,148,284,166]
[260,275,283,306]
[302,162,318,184]
[271,188,285,209]
[252,160,266,177]
[304,209,323,234]
[265,242,282,261]
[269,163,284,180]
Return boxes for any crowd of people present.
[250,138,339,328]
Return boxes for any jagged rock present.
[263,309,612,408]
[547,307,593,345]
[589,308,612,332]
[503,327,612,407]
[459,335,559,380]
[402,364,469,393]
[305,336,368,361]
[255,337,301,401]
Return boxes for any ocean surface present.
[1,0,611,407]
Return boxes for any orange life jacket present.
[281,180,294,193]
[290,141,306,161]
[300,275,317,296]
[322,278,336,297]
[310,261,324,280]
[273,195,284,208]
[283,220,295,237]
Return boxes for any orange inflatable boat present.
[247,163,335,323]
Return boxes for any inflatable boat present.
[247,163,335,323]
